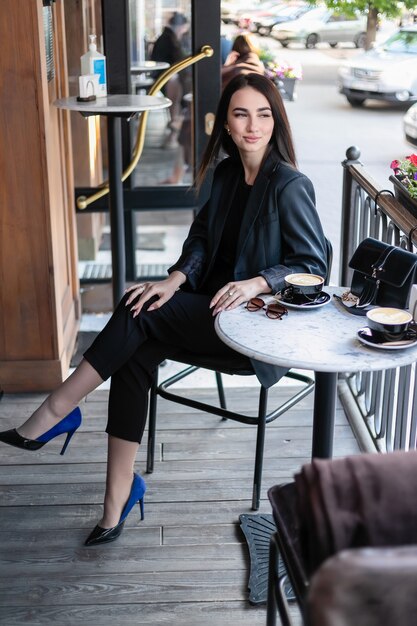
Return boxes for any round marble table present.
[130,61,170,75]
[215,287,417,459]
[54,95,171,306]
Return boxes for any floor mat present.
[240,513,295,605]
[70,331,99,368]
[99,232,165,251]
[80,263,171,281]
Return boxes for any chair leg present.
[266,533,279,626]
[215,371,227,409]
[267,533,294,626]
[252,385,268,510]
[215,371,229,422]
[146,368,159,474]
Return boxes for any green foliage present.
[306,1,416,19]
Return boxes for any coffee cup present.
[282,273,324,303]
[366,307,413,341]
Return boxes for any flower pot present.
[389,175,417,218]
[274,77,297,102]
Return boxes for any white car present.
[404,103,417,146]
[254,5,313,37]
[338,27,417,107]
[271,7,367,49]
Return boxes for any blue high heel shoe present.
[0,407,82,456]
[84,473,146,546]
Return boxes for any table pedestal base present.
[312,372,337,459]
[107,116,126,306]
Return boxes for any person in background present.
[151,11,190,148]
[221,33,265,89]
[220,34,233,64]
[0,74,327,547]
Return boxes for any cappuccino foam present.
[367,307,412,325]
[285,273,323,286]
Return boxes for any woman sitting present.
[221,34,265,89]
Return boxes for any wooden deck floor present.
[0,381,360,625]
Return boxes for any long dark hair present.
[196,73,297,188]
[231,34,259,56]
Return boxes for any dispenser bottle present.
[81,34,107,97]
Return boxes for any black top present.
[202,177,252,296]
[151,27,184,65]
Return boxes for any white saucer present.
[275,291,331,310]
[357,327,417,350]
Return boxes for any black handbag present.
[342,237,417,314]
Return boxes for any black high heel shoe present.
[0,407,82,455]
[84,473,146,546]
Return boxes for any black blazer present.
[169,150,328,387]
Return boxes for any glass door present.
[68,0,220,284]
[129,1,194,188]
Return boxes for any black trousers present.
[83,291,240,443]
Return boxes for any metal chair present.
[146,240,333,511]
[266,452,417,626]
[266,483,308,626]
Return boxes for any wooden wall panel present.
[0,0,80,392]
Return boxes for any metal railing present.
[339,146,417,453]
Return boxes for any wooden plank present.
[0,570,250,605]
[0,405,348,429]
[0,601,286,626]
[0,426,359,466]
[0,544,247,576]
[0,477,296,506]
[0,526,161,549]
[162,438,360,460]
[0,456,310,485]
[163,523,241,546]
[0,502,274,530]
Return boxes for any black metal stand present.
[107,115,126,307]
[312,371,337,458]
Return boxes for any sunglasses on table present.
[246,297,288,320]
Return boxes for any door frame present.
[75,0,221,279]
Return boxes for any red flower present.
[406,154,417,167]
[390,159,400,170]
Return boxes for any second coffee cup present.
[366,307,413,341]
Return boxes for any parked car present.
[404,103,417,146]
[271,7,367,49]
[253,4,312,37]
[221,0,249,24]
[236,2,284,30]
[338,27,417,107]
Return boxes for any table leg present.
[107,116,126,307]
[311,372,337,459]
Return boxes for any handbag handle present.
[356,246,395,308]
[370,246,395,279]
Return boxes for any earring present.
[225,126,231,135]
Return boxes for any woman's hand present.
[125,271,186,318]
[210,277,271,316]
[223,50,239,66]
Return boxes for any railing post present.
[340,146,362,286]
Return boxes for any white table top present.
[215,287,417,373]
[54,94,171,114]
[130,61,170,73]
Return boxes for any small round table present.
[130,61,170,75]
[215,287,417,459]
[54,94,171,307]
